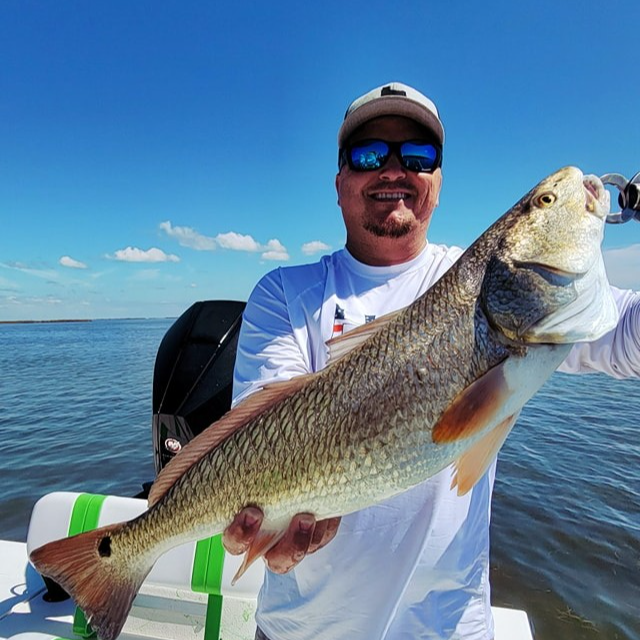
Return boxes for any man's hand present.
[222,507,341,574]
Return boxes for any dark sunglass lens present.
[401,142,438,172]
[349,141,390,170]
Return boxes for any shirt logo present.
[332,304,345,337]
[332,306,377,338]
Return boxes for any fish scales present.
[29,167,620,640]
[72,228,556,539]
[166,255,502,532]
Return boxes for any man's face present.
[335,115,442,244]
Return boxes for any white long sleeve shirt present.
[232,243,640,640]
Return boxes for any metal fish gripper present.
[601,172,640,224]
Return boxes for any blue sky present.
[1,0,639,321]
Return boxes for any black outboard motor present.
[42,300,247,600]
[152,300,246,474]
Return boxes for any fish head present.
[481,166,618,344]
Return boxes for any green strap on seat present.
[191,535,226,640]
[67,493,107,639]
[67,493,107,539]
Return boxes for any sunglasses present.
[340,139,442,173]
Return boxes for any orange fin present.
[451,413,518,496]
[231,528,287,585]
[149,374,313,507]
[326,309,402,365]
[30,523,153,640]
[432,359,509,444]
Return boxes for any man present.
[222,83,640,640]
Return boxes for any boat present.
[0,496,534,639]
[0,301,536,640]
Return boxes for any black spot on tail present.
[98,536,112,557]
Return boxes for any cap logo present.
[380,86,407,97]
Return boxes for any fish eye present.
[535,192,556,207]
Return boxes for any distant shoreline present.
[0,319,92,325]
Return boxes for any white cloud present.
[3,261,28,270]
[110,247,180,263]
[59,256,88,269]
[216,231,261,252]
[262,239,290,261]
[159,221,217,250]
[301,240,331,256]
[159,219,289,260]
[604,244,640,289]
[2,261,58,280]
[88,269,113,280]
[0,274,19,291]
[1,294,63,306]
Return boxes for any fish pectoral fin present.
[433,361,518,493]
[451,413,517,496]
[432,359,510,444]
[231,529,287,585]
[326,309,403,365]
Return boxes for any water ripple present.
[1,321,639,639]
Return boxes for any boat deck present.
[0,539,533,640]
[0,492,534,640]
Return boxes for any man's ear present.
[432,168,443,208]
[335,172,341,206]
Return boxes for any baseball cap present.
[338,82,444,148]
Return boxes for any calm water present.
[0,319,638,639]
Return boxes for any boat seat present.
[3,491,534,640]
[24,491,262,640]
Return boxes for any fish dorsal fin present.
[326,310,402,365]
[451,413,518,495]
[432,359,510,444]
[148,375,313,507]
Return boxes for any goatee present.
[363,219,414,239]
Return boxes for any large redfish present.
[30,167,618,640]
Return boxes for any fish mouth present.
[583,175,607,218]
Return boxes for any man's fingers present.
[223,510,340,572]
[309,517,341,554]
[308,518,329,553]
[221,506,264,555]
[264,513,315,574]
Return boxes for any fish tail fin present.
[30,523,155,640]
